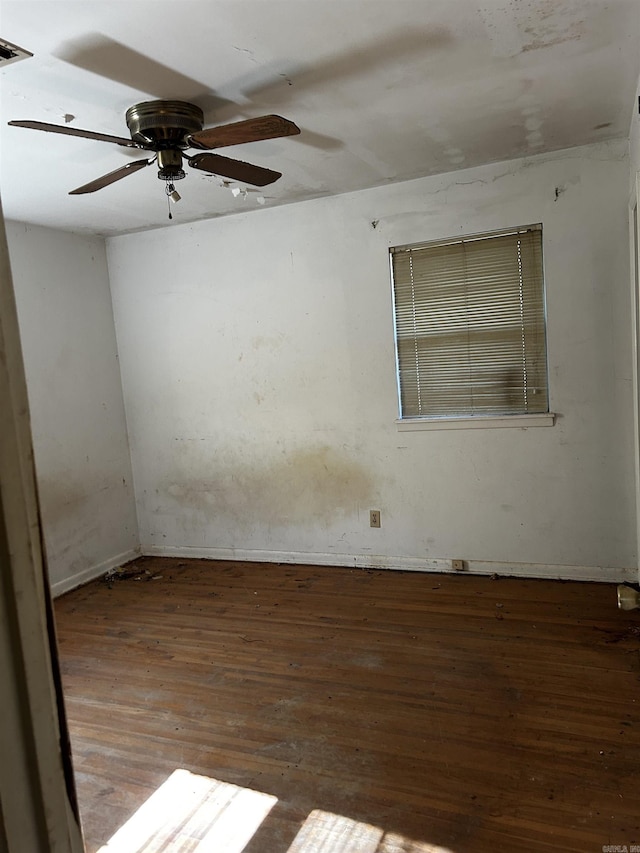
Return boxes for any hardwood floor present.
[54,558,640,853]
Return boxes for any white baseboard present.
[51,548,140,598]
[142,545,636,584]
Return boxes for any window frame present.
[389,224,555,431]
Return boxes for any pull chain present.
[165,180,174,220]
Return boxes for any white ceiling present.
[1,0,639,237]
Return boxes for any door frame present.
[629,174,640,584]
[0,198,83,853]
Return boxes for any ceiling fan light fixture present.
[158,166,186,180]
[157,148,186,181]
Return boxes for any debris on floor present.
[103,566,163,586]
[601,625,640,644]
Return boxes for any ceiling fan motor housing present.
[126,100,203,180]
[125,100,204,145]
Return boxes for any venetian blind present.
[391,226,548,418]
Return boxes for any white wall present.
[7,222,139,593]
[107,139,636,581]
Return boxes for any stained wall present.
[8,221,139,592]
[106,140,635,579]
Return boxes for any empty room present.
[1,1,640,852]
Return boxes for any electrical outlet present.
[370,510,381,528]
[451,559,465,571]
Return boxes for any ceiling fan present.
[9,100,300,206]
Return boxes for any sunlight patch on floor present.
[96,770,454,853]
[96,769,277,853]
[286,809,383,852]
[286,810,455,853]
[378,831,455,853]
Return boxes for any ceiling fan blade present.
[8,119,140,148]
[188,114,300,150]
[69,158,153,195]
[188,152,282,186]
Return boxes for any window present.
[390,225,549,424]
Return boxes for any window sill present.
[396,413,556,431]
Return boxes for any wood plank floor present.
[54,558,640,853]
